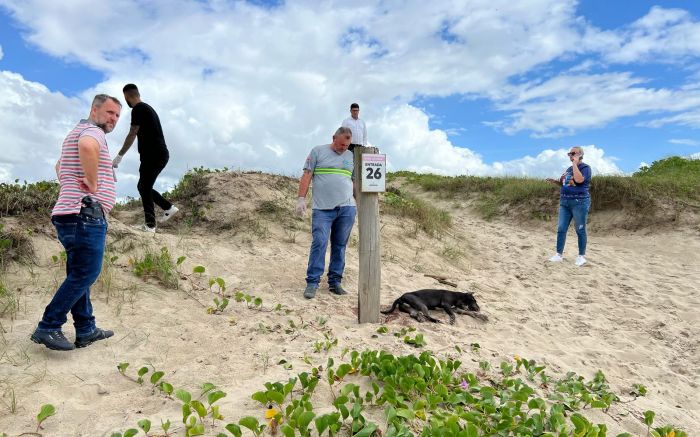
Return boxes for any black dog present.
[381,289,482,324]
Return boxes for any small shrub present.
[131,247,178,289]
[381,187,451,236]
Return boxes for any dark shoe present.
[303,284,318,299]
[75,327,114,348]
[329,284,348,295]
[31,329,75,351]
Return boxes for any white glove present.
[112,154,123,168]
[295,197,307,216]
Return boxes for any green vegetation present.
[0,223,34,268]
[389,156,700,226]
[381,187,452,236]
[166,166,219,224]
[107,351,687,437]
[130,246,179,289]
[0,180,58,218]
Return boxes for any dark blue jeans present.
[556,197,590,256]
[37,213,107,336]
[306,206,356,287]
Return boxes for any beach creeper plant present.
[111,351,688,436]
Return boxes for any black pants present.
[138,155,172,227]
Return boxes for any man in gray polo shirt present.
[295,127,356,299]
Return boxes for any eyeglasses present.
[567,152,577,156]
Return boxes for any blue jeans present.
[306,206,356,287]
[37,213,107,336]
[556,197,590,256]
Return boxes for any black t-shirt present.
[131,102,168,159]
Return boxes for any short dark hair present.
[350,103,359,110]
[123,83,140,98]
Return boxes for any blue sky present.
[1,0,700,196]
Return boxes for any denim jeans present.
[37,213,107,336]
[556,197,590,256]
[306,206,356,287]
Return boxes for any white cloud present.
[669,138,700,146]
[0,71,84,183]
[492,72,700,136]
[373,104,621,177]
[601,7,700,64]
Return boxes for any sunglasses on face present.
[567,152,577,156]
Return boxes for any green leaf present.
[37,404,56,423]
[150,371,165,385]
[315,416,329,435]
[176,389,192,404]
[353,423,378,437]
[188,423,205,436]
[239,416,260,432]
[123,430,138,437]
[208,390,227,405]
[251,391,267,404]
[177,255,186,266]
[216,277,226,290]
[297,411,315,430]
[193,265,206,274]
[396,408,414,419]
[280,424,295,437]
[465,422,478,437]
[267,390,285,405]
[643,410,655,427]
[191,400,207,418]
[117,362,129,374]
[137,419,151,432]
[225,423,242,437]
[137,366,149,377]
[160,382,174,395]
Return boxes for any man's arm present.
[78,136,100,193]
[55,160,60,179]
[297,170,313,198]
[116,125,140,157]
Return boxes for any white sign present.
[361,154,386,192]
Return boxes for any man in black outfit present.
[113,84,178,232]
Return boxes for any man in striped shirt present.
[296,127,356,299]
[31,94,120,351]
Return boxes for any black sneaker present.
[31,329,75,351]
[75,327,114,348]
[329,284,348,295]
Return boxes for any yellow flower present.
[514,355,521,361]
[265,407,279,419]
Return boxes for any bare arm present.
[78,136,100,193]
[571,160,584,183]
[55,160,60,179]
[116,125,140,156]
[297,170,313,198]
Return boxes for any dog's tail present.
[380,297,402,315]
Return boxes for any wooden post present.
[354,146,381,323]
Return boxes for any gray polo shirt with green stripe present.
[303,144,355,210]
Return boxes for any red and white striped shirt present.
[52,120,116,216]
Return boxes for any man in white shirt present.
[341,103,367,152]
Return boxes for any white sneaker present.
[135,224,156,233]
[575,255,587,266]
[160,205,179,223]
[549,253,563,262]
